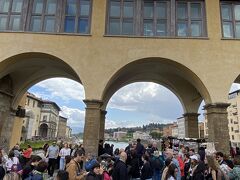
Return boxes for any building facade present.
[1,0,240,154]
[57,116,68,139]
[113,131,127,140]
[22,92,70,140]
[163,124,174,137]
[177,117,186,138]
[133,131,152,140]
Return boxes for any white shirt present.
[6,157,19,171]
[59,148,71,158]
[167,176,176,180]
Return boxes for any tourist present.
[86,161,102,180]
[98,140,105,157]
[189,154,205,180]
[66,149,87,180]
[198,147,205,162]
[216,151,232,174]
[228,155,240,179]
[136,139,145,159]
[165,149,181,180]
[151,151,164,180]
[22,145,32,164]
[56,170,69,180]
[189,149,195,156]
[29,161,48,180]
[140,154,153,180]
[205,155,227,180]
[59,143,71,170]
[152,142,158,152]
[182,153,191,180]
[0,150,5,180]
[112,152,128,180]
[165,163,178,180]
[5,151,19,172]
[100,160,111,180]
[104,144,112,156]
[129,150,140,179]
[46,142,59,177]
[22,155,42,179]
[12,145,21,159]
[42,143,49,157]
[162,158,172,180]
[174,151,184,178]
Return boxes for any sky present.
[29,78,240,134]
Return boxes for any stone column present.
[204,103,230,154]
[99,110,107,141]
[183,113,199,138]
[0,92,15,151]
[83,99,103,156]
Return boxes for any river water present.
[105,141,128,151]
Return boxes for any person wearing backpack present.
[151,151,164,180]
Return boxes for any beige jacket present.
[66,159,85,180]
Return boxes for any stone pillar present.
[83,99,103,156]
[0,92,15,151]
[99,110,107,141]
[183,113,199,138]
[204,103,230,154]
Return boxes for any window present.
[0,0,24,31]
[43,115,47,121]
[232,127,234,131]
[29,0,58,32]
[106,0,206,37]
[143,0,170,36]
[64,0,91,33]
[221,2,240,38]
[232,135,235,140]
[27,98,30,105]
[107,0,135,35]
[176,1,205,37]
[33,100,35,107]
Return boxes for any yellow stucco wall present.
[0,0,239,108]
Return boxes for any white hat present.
[190,155,199,161]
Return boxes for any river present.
[105,141,128,151]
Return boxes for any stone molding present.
[204,103,230,110]
[183,113,200,117]
[83,99,103,109]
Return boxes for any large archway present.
[83,57,212,155]
[0,52,83,150]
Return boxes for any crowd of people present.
[0,139,240,180]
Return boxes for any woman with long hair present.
[165,163,178,180]
[205,155,227,180]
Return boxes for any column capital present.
[101,110,107,115]
[83,99,103,108]
[183,113,200,117]
[204,103,230,110]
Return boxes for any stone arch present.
[0,52,84,109]
[39,123,48,138]
[102,57,212,113]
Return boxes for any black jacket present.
[192,162,205,180]
[86,171,102,180]
[112,160,128,180]
[140,162,153,180]
[129,157,140,178]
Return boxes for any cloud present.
[60,106,85,133]
[34,78,85,102]
[230,83,240,93]
[108,82,184,120]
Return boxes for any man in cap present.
[190,154,205,180]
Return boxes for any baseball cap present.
[190,154,199,161]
